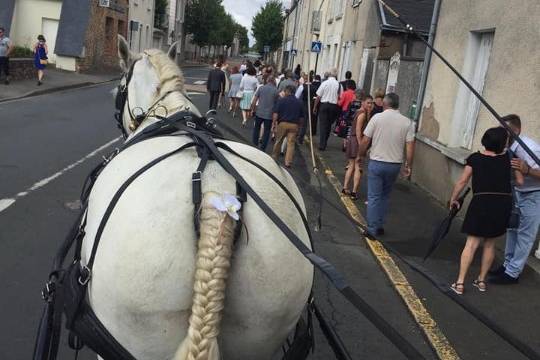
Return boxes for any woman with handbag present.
[33,35,48,86]
[449,127,523,294]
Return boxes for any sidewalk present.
[0,68,118,103]
[313,131,540,357]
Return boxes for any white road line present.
[0,137,121,214]
[193,80,207,85]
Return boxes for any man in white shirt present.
[358,93,415,236]
[490,114,540,284]
[314,68,340,150]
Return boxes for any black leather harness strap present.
[176,127,425,360]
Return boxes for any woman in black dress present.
[450,127,523,294]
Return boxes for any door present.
[41,18,59,64]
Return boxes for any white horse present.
[80,35,313,360]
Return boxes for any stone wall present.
[8,58,35,80]
[77,0,128,72]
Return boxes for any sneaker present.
[489,272,519,285]
[488,265,505,276]
[535,249,540,260]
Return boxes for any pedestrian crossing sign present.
[311,41,322,53]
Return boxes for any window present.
[105,17,115,55]
[450,31,495,149]
[118,20,126,38]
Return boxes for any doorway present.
[41,18,59,64]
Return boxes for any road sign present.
[263,45,271,53]
[291,49,298,56]
[311,41,322,53]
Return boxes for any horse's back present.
[81,135,313,359]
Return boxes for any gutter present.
[414,0,442,129]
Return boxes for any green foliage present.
[235,25,249,52]
[185,0,250,51]
[251,0,284,53]
[154,0,168,29]
[186,0,225,47]
[11,46,33,58]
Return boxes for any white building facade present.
[128,0,155,53]
[8,0,62,64]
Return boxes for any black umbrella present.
[423,187,471,261]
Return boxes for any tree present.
[235,25,249,53]
[251,0,284,53]
[185,0,242,58]
[185,0,223,48]
[155,0,168,29]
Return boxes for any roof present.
[0,0,16,36]
[377,0,435,35]
[55,0,91,57]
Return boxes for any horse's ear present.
[167,41,178,61]
[118,35,131,71]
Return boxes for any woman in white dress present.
[227,66,243,117]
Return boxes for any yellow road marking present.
[313,148,460,360]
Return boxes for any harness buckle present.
[186,120,196,129]
[42,281,55,302]
[102,148,120,165]
[78,266,92,286]
[192,171,202,182]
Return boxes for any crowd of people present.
[207,60,540,293]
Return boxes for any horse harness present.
[33,111,318,360]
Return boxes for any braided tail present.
[173,192,236,360]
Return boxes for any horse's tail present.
[173,192,236,360]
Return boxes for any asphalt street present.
[1,66,538,360]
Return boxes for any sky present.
[222,0,291,46]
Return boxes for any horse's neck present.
[134,91,199,135]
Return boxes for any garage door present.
[41,18,59,64]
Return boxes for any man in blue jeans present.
[358,93,415,236]
[490,114,540,284]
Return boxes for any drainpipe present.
[414,0,442,131]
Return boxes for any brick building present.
[55,0,129,72]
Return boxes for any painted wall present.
[10,0,62,61]
[420,0,540,149]
[414,0,540,203]
[319,0,345,73]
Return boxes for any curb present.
[0,78,119,104]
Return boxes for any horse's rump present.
[81,135,313,359]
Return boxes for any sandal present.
[350,192,358,200]
[472,279,487,292]
[341,189,351,196]
[450,282,464,295]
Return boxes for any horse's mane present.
[145,49,185,94]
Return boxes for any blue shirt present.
[273,95,304,124]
